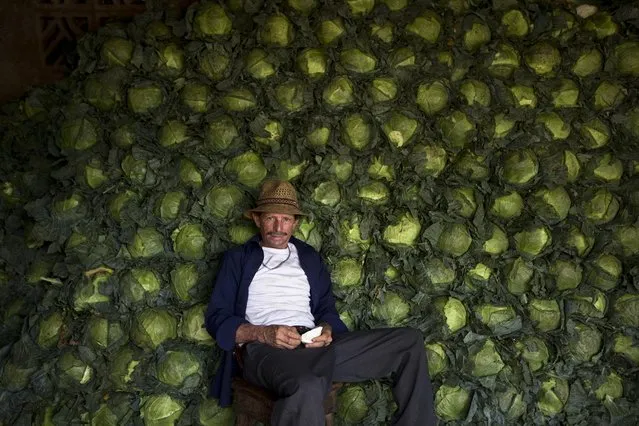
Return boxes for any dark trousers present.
[242,327,437,426]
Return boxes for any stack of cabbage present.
[1,0,639,424]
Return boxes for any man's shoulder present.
[224,236,261,259]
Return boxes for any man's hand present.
[305,323,333,348]
[259,325,302,350]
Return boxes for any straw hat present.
[244,180,306,218]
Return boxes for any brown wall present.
[0,0,197,105]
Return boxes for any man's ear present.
[252,212,261,228]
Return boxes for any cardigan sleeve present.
[312,255,349,335]
[204,250,249,351]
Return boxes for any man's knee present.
[395,327,424,349]
[283,374,329,399]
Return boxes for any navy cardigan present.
[204,235,349,407]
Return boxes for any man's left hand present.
[305,323,333,348]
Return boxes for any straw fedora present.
[244,180,306,218]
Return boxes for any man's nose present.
[273,219,282,231]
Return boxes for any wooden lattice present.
[35,0,146,69]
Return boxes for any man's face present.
[253,212,299,249]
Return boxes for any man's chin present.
[264,235,289,248]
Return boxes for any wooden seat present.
[231,376,342,426]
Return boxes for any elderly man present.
[205,180,436,425]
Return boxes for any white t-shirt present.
[244,243,316,328]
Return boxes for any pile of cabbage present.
[1,0,639,424]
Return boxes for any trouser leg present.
[242,342,335,426]
[331,327,437,426]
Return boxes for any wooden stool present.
[231,377,342,426]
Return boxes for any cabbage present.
[615,41,639,76]
[181,82,209,113]
[595,372,623,401]
[406,11,442,43]
[244,49,275,80]
[593,81,626,111]
[551,79,579,108]
[572,48,602,77]
[128,228,165,258]
[171,263,198,302]
[614,225,639,257]
[488,43,521,80]
[528,186,571,223]
[528,299,561,332]
[565,226,594,257]
[369,77,398,103]
[86,317,125,350]
[425,342,449,377]
[294,218,323,251]
[525,42,561,76]
[463,22,491,52]
[338,385,368,423]
[155,191,187,221]
[491,191,523,220]
[157,43,184,77]
[389,47,416,70]
[483,224,509,255]
[140,394,184,426]
[368,157,394,182]
[502,149,538,185]
[180,304,214,345]
[57,351,93,386]
[101,37,134,67]
[439,110,475,149]
[120,268,161,304]
[550,259,582,291]
[566,321,602,363]
[612,334,639,364]
[416,80,449,115]
[228,223,258,245]
[410,144,447,178]
[505,257,533,295]
[60,118,98,151]
[460,79,491,107]
[584,12,618,39]
[372,292,410,326]
[128,84,164,114]
[297,48,327,79]
[567,290,607,319]
[583,189,619,224]
[435,384,471,421]
[509,84,537,108]
[438,223,472,257]
[198,398,235,426]
[536,112,571,140]
[221,88,257,112]
[132,309,177,350]
[179,158,203,188]
[497,387,526,420]
[157,350,202,388]
[200,48,231,80]
[588,254,622,291]
[537,377,569,416]
[435,297,467,333]
[502,9,529,38]
[370,22,394,43]
[274,80,307,112]
[613,294,639,327]
[331,258,362,289]
[323,76,354,107]
[313,181,341,207]
[424,258,455,290]
[316,18,345,45]
[383,213,421,246]
[515,337,550,372]
[109,346,141,389]
[340,48,377,73]
[357,181,390,204]
[514,226,551,257]
[224,151,267,188]
[194,3,232,37]
[382,111,419,148]
[341,113,372,150]
[470,339,505,377]
[579,118,610,149]
[159,120,188,148]
[476,304,516,332]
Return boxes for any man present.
[205,180,437,425]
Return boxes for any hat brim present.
[244,203,306,219]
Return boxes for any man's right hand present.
[236,323,301,350]
[259,325,302,349]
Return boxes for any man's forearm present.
[235,323,267,344]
